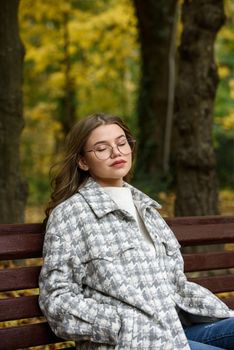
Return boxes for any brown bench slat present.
[223,297,234,310]
[0,295,42,322]
[1,225,233,260]
[0,322,74,350]
[166,215,234,245]
[0,223,44,234]
[166,215,234,226]
[0,266,41,292]
[0,232,44,260]
[172,223,234,246]
[189,274,234,294]
[183,251,234,272]
[1,217,232,235]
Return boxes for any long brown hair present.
[45,113,136,220]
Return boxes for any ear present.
[78,157,89,171]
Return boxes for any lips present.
[110,159,127,167]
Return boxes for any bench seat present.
[1,216,234,349]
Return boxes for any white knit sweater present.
[103,187,156,255]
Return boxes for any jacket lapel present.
[78,178,120,218]
[79,177,161,218]
[124,181,161,213]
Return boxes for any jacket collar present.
[78,177,161,218]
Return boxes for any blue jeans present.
[184,317,234,349]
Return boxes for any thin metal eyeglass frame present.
[85,139,136,160]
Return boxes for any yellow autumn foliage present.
[219,112,234,129]
[229,79,234,98]
[20,0,139,115]
[218,65,230,79]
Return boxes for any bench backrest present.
[0,216,234,350]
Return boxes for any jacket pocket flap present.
[82,243,135,263]
[160,235,181,256]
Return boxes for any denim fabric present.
[188,340,223,349]
[185,317,234,349]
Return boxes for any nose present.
[110,145,121,158]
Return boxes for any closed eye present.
[117,141,127,147]
[95,145,109,152]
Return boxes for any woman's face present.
[79,124,133,187]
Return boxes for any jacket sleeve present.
[39,208,121,344]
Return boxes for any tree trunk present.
[133,0,177,193]
[0,0,27,223]
[174,0,225,216]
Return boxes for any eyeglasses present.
[85,138,136,160]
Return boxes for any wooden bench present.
[0,216,234,350]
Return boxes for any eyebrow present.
[92,135,126,147]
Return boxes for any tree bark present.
[0,0,27,223]
[174,0,225,216]
[133,0,177,192]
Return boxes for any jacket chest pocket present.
[82,243,136,264]
[80,243,136,287]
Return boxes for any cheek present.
[127,159,132,172]
[121,155,132,175]
[88,159,107,174]
[127,154,133,167]
[85,154,100,169]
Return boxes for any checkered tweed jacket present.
[39,178,234,349]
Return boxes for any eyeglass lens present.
[94,140,134,160]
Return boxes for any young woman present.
[39,113,234,350]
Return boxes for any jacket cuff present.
[91,304,121,345]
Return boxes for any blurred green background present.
[16,0,234,221]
